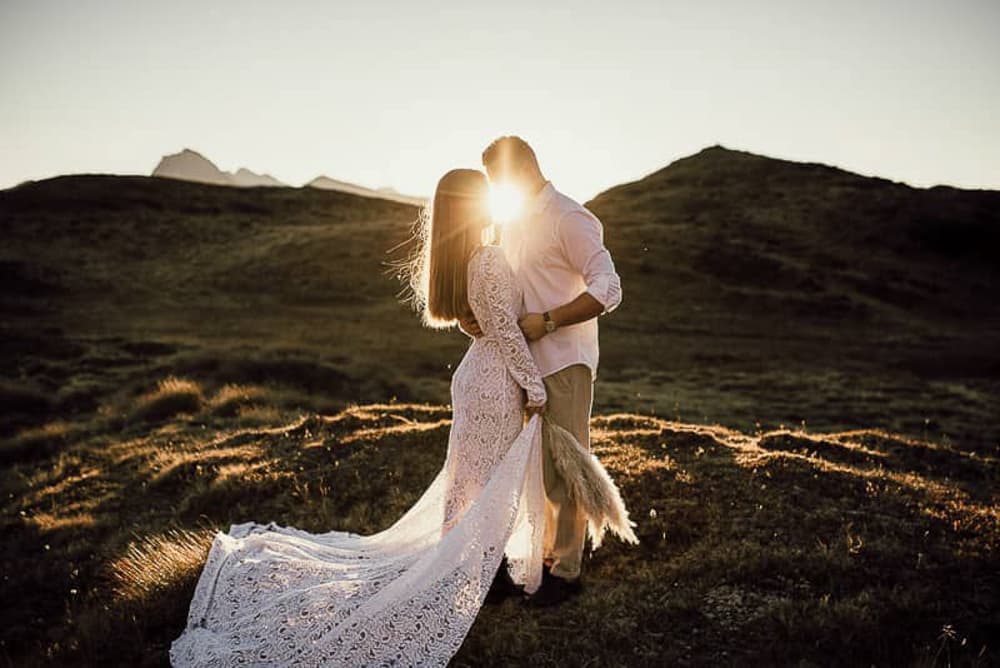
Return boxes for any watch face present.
[545,321,556,332]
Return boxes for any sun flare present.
[488,183,525,225]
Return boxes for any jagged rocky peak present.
[153,149,233,186]
[152,149,287,187]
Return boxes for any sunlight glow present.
[488,183,525,225]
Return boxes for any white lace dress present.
[170,245,549,667]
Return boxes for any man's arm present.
[519,292,604,341]
[520,211,622,341]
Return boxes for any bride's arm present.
[468,247,547,407]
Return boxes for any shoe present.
[525,570,582,608]
[484,555,524,605]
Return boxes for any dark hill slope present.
[1,149,998,449]
[589,145,999,334]
[587,147,1000,447]
[0,174,418,307]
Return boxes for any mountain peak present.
[600,144,873,199]
[153,149,232,186]
[687,143,770,164]
[231,167,285,187]
[152,149,287,188]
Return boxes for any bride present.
[170,168,633,667]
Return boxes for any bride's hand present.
[457,314,483,338]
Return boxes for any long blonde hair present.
[405,169,491,328]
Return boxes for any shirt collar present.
[524,181,555,218]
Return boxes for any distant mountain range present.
[305,176,425,206]
[152,149,287,188]
[151,148,425,205]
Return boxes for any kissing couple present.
[171,136,638,667]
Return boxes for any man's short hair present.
[482,135,540,173]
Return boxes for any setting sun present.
[488,183,525,225]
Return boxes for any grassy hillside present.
[0,176,449,438]
[2,147,998,452]
[1,147,998,664]
[587,146,1000,451]
[0,397,996,665]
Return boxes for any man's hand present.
[458,314,483,338]
[518,313,547,341]
[525,401,546,417]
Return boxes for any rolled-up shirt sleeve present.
[556,211,623,314]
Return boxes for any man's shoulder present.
[549,187,601,225]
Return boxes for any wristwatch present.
[543,311,557,334]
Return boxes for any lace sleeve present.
[468,246,547,406]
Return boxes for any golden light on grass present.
[214,460,273,482]
[209,383,269,417]
[5,398,997,666]
[24,465,102,506]
[1,420,83,464]
[131,376,204,422]
[26,511,97,532]
[237,404,283,425]
[15,420,73,442]
[146,445,263,485]
[108,527,214,602]
[488,183,524,225]
[342,418,451,445]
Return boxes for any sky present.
[1,0,998,201]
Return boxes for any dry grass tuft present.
[131,377,204,423]
[26,511,98,532]
[107,527,215,603]
[235,403,283,425]
[208,383,269,417]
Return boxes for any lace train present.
[170,415,546,667]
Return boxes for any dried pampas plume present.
[542,416,639,549]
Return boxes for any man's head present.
[481,135,545,192]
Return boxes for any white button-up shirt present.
[500,182,623,379]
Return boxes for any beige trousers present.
[540,363,594,580]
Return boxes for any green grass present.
[0,397,996,666]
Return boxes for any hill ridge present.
[595,144,999,203]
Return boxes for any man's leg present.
[540,363,593,581]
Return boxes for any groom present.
[460,136,623,607]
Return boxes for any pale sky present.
[2,0,998,201]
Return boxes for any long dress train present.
[170,245,550,667]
